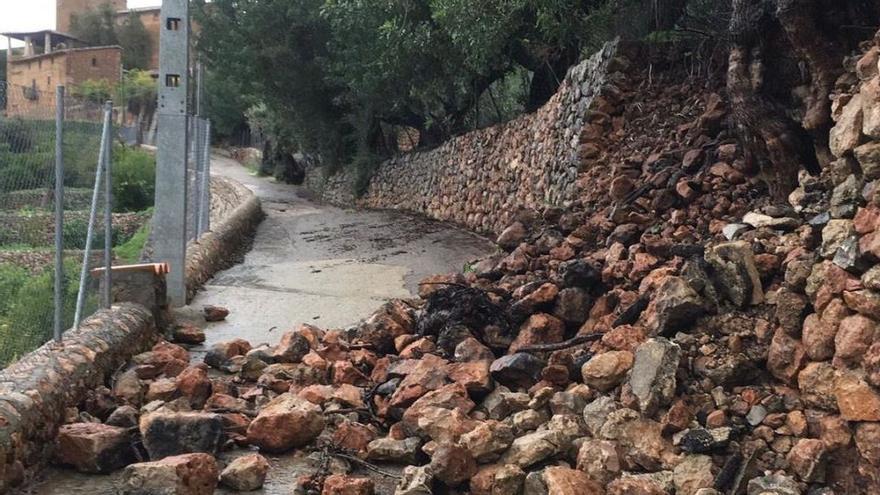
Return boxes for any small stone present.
[395,465,434,495]
[722,223,750,240]
[429,444,477,487]
[272,330,311,363]
[497,222,528,250]
[120,453,219,495]
[786,438,827,483]
[742,212,799,230]
[705,241,764,307]
[204,339,252,370]
[673,455,715,495]
[366,437,423,464]
[541,466,604,494]
[746,474,800,495]
[489,353,546,390]
[628,338,681,415]
[645,276,705,335]
[54,423,135,473]
[835,371,880,421]
[203,305,230,322]
[323,474,375,495]
[746,405,768,426]
[581,351,633,392]
[220,453,270,491]
[172,324,206,344]
[458,420,515,462]
[767,328,806,384]
[576,439,621,484]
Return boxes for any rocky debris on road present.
[203,305,230,322]
[219,453,270,491]
[50,36,880,495]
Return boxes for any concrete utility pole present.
[154,0,190,306]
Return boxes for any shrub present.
[62,218,121,249]
[112,145,155,212]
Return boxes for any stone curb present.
[184,177,264,301]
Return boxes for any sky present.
[0,0,159,47]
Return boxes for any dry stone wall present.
[307,40,619,234]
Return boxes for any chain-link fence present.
[0,81,156,365]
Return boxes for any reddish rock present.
[835,372,880,421]
[430,444,477,487]
[172,324,206,345]
[219,453,270,491]
[54,423,134,473]
[272,330,311,363]
[322,474,375,495]
[204,339,252,369]
[661,399,693,435]
[176,366,212,408]
[419,273,466,298]
[509,313,565,353]
[865,342,880,387]
[332,421,377,454]
[787,438,827,482]
[389,354,449,408]
[843,290,880,317]
[332,360,370,386]
[447,360,492,394]
[139,412,224,460]
[803,313,837,361]
[203,305,230,322]
[399,337,437,359]
[455,337,495,362]
[834,314,878,366]
[541,466,605,494]
[120,453,219,495]
[581,351,634,391]
[855,422,880,465]
[606,477,667,495]
[246,393,326,453]
[497,222,528,250]
[576,439,622,484]
[600,324,647,352]
[767,328,806,384]
[798,362,839,411]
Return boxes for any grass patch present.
[114,219,150,264]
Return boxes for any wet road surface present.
[31,153,494,494]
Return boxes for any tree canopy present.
[195,0,667,165]
[70,5,152,70]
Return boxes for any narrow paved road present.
[31,153,494,494]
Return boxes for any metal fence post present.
[103,100,113,309]
[197,119,211,235]
[74,102,112,328]
[54,86,65,341]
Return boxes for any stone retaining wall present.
[0,174,262,492]
[305,40,619,234]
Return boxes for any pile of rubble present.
[51,38,880,495]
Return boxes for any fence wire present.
[0,82,139,364]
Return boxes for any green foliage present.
[204,69,249,141]
[117,13,153,70]
[114,219,150,264]
[0,262,87,365]
[112,145,155,212]
[71,5,152,70]
[72,79,113,104]
[70,3,119,47]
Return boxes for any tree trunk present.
[727,0,821,202]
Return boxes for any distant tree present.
[70,3,119,47]
[117,13,152,70]
[203,69,250,141]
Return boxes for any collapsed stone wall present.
[306,40,619,234]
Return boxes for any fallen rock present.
[835,371,880,421]
[54,423,135,473]
[581,350,633,391]
[628,338,681,415]
[489,353,546,389]
[172,324,206,345]
[705,241,764,307]
[429,444,477,487]
[746,474,800,495]
[366,437,423,464]
[672,455,715,495]
[786,438,827,483]
[323,474,375,495]
[140,412,224,460]
[246,392,326,452]
[204,339,252,370]
[120,453,219,495]
[219,453,270,491]
[272,330,311,363]
[395,465,434,495]
[644,276,704,335]
[204,305,230,322]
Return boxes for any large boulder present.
[219,453,270,491]
[139,412,224,460]
[705,241,764,307]
[246,392,326,452]
[644,277,704,335]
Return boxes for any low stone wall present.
[305,40,619,234]
[184,176,263,301]
[0,304,158,492]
